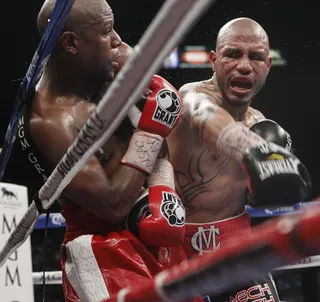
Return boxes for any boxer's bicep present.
[182,91,234,146]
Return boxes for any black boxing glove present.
[250,119,292,151]
[245,119,293,205]
[242,142,312,206]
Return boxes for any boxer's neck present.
[223,102,250,122]
[212,75,250,122]
[39,58,102,101]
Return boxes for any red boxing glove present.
[127,187,186,247]
[126,159,186,246]
[129,75,182,137]
[122,75,182,174]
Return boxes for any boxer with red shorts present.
[1,0,205,301]
[167,17,311,301]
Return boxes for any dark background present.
[2,0,319,199]
[1,1,320,301]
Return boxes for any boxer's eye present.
[229,53,239,58]
[249,53,264,61]
[225,49,242,58]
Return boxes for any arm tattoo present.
[195,106,215,144]
[186,89,223,145]
[195,113,209,144]
[190,100,216,144]
[175,149,230,216]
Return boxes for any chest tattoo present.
[175,149,230,215]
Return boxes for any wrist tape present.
[121,130,164,175]
[148,158,175,189]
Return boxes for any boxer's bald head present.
[38,0,122,85]
[37,0,113,36]
[210,18,272,107]
[216,18,269,50]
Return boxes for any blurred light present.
[181,50,210,64]
[179,45,211,69]
[270,49,287,66]
[163,48,179,69]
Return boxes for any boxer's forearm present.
[62,158,145,224]
[184,91,265,163]
[107,165,147,217]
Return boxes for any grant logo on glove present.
[161,191,185,226]
[152,88,181,128]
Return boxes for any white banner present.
[0,182,34,302]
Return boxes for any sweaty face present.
[212,33,271,106]
[77,8,122,84]
[114,42,134,75]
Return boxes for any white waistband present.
[185,209,247,226]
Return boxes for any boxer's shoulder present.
[244,106,266,128]
[179,79,215,93]
[28,99,96,149]
[70,101,96,125]
[32,100,95,130]
[179,81,204,97]
[180,80,218,104]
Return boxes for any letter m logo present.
[191,225,221,256]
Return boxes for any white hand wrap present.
[217,122,266,163]
[121,130,164,175]
[148,158,175,189]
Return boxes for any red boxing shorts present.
[182,212,281,302]
[183,211,251,258]
[60,230,189,302]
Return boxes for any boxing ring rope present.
[0,0,216,268]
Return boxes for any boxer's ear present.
[267,56,272,73]
[61,31,78,55]
[209,50,217,72]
